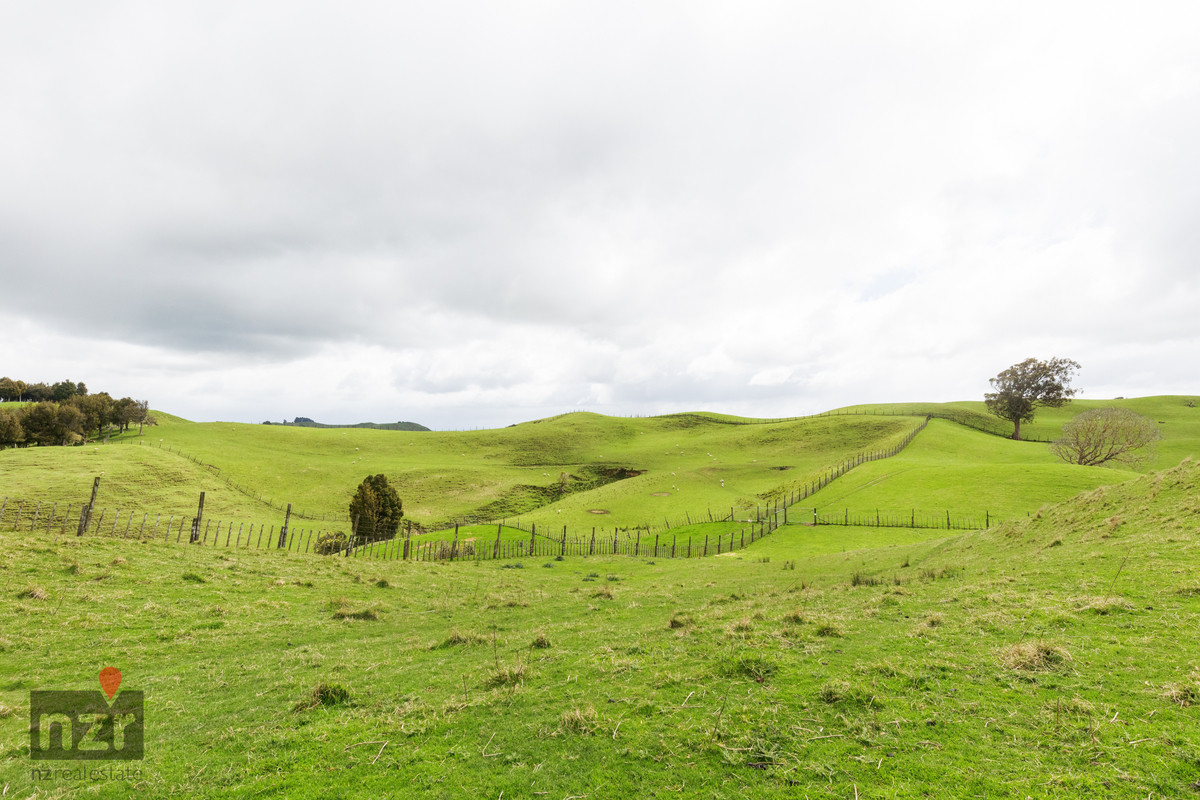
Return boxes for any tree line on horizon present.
[0,376,155,449]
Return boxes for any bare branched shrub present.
[1051,407,1161,467]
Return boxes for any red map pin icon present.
[99,667,122,699]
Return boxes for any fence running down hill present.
[0,414,1005,561]
[115,438,341,522]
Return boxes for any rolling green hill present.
[1,398,1195,540]
[1,411,925,531]
[2,452,1197,797]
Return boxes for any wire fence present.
[2,412,1003,561]
[0,495,788,561]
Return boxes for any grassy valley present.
[1,396,1198,797]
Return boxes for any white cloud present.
[1,2,1197,428]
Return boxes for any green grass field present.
[2,453,1198,797]
[1,410,927,534]
[3,397,1195,542]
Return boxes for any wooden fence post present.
[189,492,205,543]
[279,504,292,548]
[76,504,90,537]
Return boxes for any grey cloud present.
[1,3,1198,427]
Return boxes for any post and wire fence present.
[1,414,998,561]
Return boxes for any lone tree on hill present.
[348,474,404,542]
[1050,407,1161,467]
[984,357,1080,440]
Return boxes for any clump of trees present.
[0,376,155,449]
[984,358,1080,440]
[1051,407,1161,467]
[348,474,404,543]
[0,377,88,403]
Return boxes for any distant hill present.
[266,418,431,432]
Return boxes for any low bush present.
[314,531,349,556]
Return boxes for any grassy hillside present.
[1,411,923,532]
[803,418,1142,520]
[838,395,1200,467]
[1,397,1194,541]
[2,459,1197,798]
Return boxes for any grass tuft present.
[998,641,1072,672]
[814,622,843,637]
[1074,595,1135,615]
[294,681,351,711]
[850,571,884,587]
[432,628,486,649]
[560,705,600,735]
[329,596,380,621]
[485,663,526,688]
[17,585,49,601]
[1162,675,1200,707]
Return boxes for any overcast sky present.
[2,2,1197,429]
